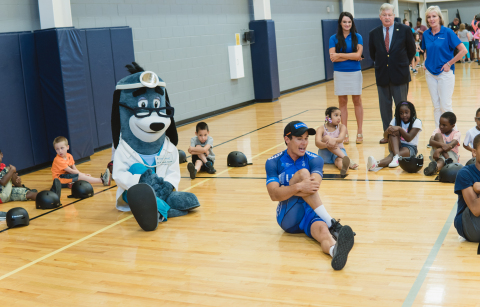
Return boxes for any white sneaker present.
[389,155,400,168]
[367,156,377,171]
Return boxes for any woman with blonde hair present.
[421,6,468,127]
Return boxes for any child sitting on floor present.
[187,122,216,179]
[424,112,461,176]
[463,108,480,157]
[51,136,111,187]
[454,134,480,242]
[316,107,358,175]
[0,149,61,203]
[367,101,422,171]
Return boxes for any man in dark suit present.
[369,3,416,144]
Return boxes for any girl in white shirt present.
[368,101,423,170]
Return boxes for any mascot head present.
[112,62,178,155]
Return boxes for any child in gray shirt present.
[187,122,216,179]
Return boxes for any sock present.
[314,205,333,228]
[329,245,335,257]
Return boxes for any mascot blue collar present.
[111,62,178,155]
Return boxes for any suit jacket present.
[369,22,416,86]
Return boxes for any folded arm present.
[462,186,480,217]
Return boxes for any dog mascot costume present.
[112,62,200,231]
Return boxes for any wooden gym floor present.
[1,64,480,306]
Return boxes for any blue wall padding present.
[85,28,117,148]
[35,28,94,161]
[19,32,49,166]
[78,29,99,149]
[322,18,383,81]
[110,27,135,83]
[249,20,280,101]
[0,26,134,171]
[0,32,36,170]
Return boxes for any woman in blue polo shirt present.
[329,12,364,144]
[421,6,467,128]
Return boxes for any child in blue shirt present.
[454,134,480,242]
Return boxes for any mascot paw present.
[167,208,189,218]
[166,191,201,211]
[139,169,173,200]
[127,183,159,231]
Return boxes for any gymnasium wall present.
[0,0,40,32]
[271,0,340,92]
[429,0,480,24]
[354,0,385,18]
[70,0,255,123]
[397,2,419,24]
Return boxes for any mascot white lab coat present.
[113,136,180,212]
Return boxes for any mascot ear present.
[112,90,122,149]
[165,89,178,146]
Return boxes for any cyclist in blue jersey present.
[265,121,354,270]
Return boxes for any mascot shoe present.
[127,183,159,231]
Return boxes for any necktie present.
[385,27,390,53]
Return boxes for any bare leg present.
[78,174,102,184]
[26,191,37,201]
[289,168,323,210]
[11,173,22,187]
[377,135,410,167]
[338,96,348,128]
[388,134,400,156]
[377,153,394,167]
[197,153,208,164]
[352,95,363,135]
[310,221,336,254]
[194,159,203,172]
[431,134,447,171]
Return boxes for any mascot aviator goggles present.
[116,71,166,90]
[119,103,174,118]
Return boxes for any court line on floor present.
[401,203,457,307]
[0,141,288,281]
[185,176,439,183]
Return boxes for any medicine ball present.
[67,180,94,199]
[399,154,423,173]
[178,149,187,163]
[36,190,61,209]
[476,14,480,21]
[466,157,476,166]
[438,163,463,183]
[227,151,248,167]
[6,207,29,228]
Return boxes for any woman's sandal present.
[344,134,349,144]
[356,134,363,144]
[349,162,359,170]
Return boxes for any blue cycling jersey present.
[265,149,324,186]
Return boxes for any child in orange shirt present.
[51,136,111,188]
